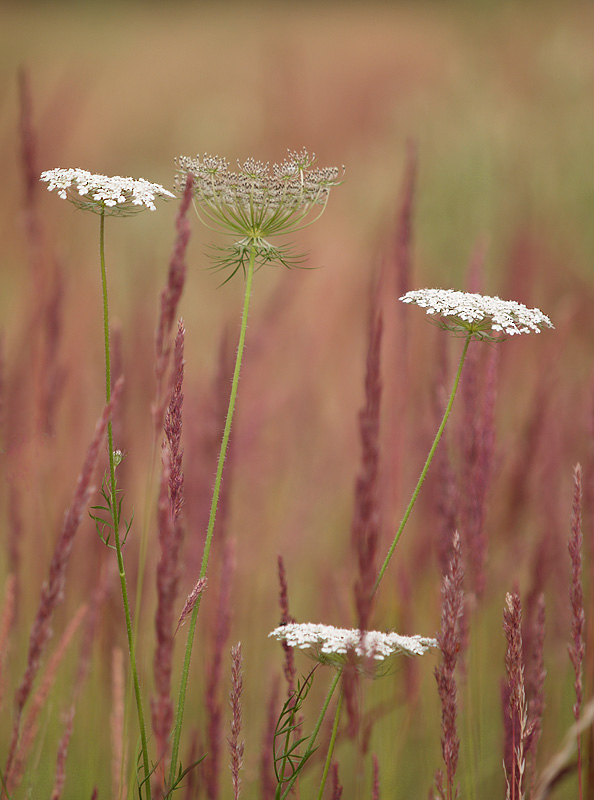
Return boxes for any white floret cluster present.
[269,623,438,673]
[175,149,342,215]
[40,168,175,214]
[175,148,343,276]
[400,289,553,337]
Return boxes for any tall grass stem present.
[168,246,257,790]
[99,208,151,799]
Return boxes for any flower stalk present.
[99,207,152,799]
[316,688,343,800]
[374,288,553,594]
[373,333,471,595]
[167,244,257,790]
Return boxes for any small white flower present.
[40,168,175,215]
[269,622,437,675]
[400,289,553,339]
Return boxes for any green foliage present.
[89,472,134,549]
[273,668,318,797]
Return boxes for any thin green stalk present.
[168,247,257,790]
[99,209,152,799]
[373,333,472,596]
[279,670,342,800]
[316,687,343,800]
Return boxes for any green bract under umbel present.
[175,149,343,278]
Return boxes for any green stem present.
[168,247,257,790]
[279,670,342,800]
[316,687,343,800]
[99,209,152,799]
[372,333,472,596]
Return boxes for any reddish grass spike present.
[50,568,111,799]
[50,705,75,800]
[434,530,464,800]
[153,174,193,431]
[465,237,488,295]
[7,463,23,628]
[524,593,546,793]
[342,652,360,740]
[277,555,296,696]
[394,139,417,299]
[457,338,497,601]
[228,643,245,800]
[259,676,279,800]
[431,331,458,579]
[152,449,176,764]
[0,576,16,712]
[165,320,185,523]
[352,305,383,634]
[503,368,550,534]
[174,578,207,637]
[18,69,38,216]
[7,605,87,796]
[152,326,186,771]
[204,539,235,800]
[503,590,528,800]
[37,263,66,437]
[372,753,381,800]
[568,463,585,797]
[18,67,42,276]
[11,379,122,721]
[331,761,343,800]
[0,332,5,454]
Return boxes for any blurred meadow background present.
[1,1,594,797]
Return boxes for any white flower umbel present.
[400,289,554,339]
[40,165,175,796]
[40,168,175,215]
[270,623,438,675]
[175,148,343,280]
[374,288,554,598]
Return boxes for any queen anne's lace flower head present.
[400,289,553,339]
[175,148,343,280]
[269,623,438,676]
[40,168,175,216]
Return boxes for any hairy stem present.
[373,333,471,595]
[316,687,343,800]
[99,209,151,799]
[168,247,257,790]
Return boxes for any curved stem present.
[316,686,343,800]
[280,670,342,800]
[372,333,472,596]
[99,209,152,799]
[168,246,257,790]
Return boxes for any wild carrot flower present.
[39,166,172,799]
[400,288,553,340]
[269,623,437,676]
[40,168,174,215]
[168,149,341,791]
[374,288,554,595]
[175,149,343,279]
